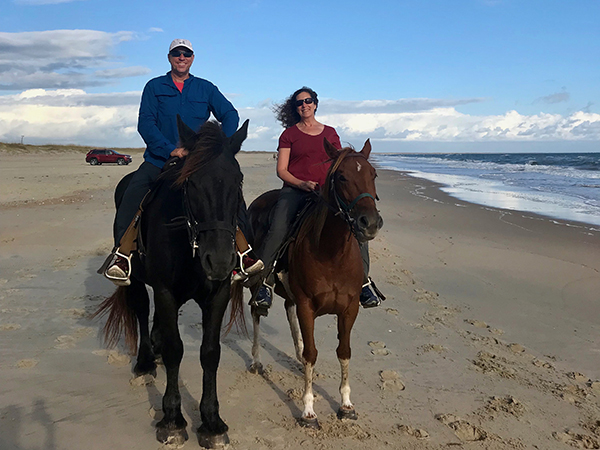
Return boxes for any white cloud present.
[0,89,142,147]
[320,107,600,144]
[148,28,164,33]
[0,30,146,90]
[1,89,599,151]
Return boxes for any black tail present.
[92,287,138,354]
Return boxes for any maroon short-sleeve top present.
[278,124,341,188]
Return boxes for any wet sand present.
[1,149,600,449]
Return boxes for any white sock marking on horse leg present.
[286,304,304,362]
[339,358,353,409]
[251,313,261,367]
[302,363,316,419]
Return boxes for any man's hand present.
[170,147,189,158]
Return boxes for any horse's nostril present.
[358,215,369,228]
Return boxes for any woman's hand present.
[297,180,318,192]
[170,147,189,158]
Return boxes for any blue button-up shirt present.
[137,72,240,168]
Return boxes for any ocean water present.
[373,152,600,228]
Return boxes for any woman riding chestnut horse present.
[247,86,383,310]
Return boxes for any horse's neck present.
[319,209,352,249]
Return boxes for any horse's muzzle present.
[355,210,383,242]
[198,234,237,281]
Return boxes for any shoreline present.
[378,167,600,235]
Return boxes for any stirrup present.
[103,250,132,285]
[363,277,386,301]
[236,245,264,277]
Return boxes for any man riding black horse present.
[101,38,262,285]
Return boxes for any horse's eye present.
[338,174,347,182]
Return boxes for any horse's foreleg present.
[197,285,230,449]
[249,305,263,374]
[297,302,319,428]
[150,310,163,361]
[284,298,304,363]
[336,307,359,420]
[154,288,188,446]
[128,280,156,377]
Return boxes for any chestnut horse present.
[95,118,248,448]
[233,138,382,428]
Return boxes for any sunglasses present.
[169,49,194,58]
[295,98,315,107]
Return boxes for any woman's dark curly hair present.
[273,86,318,129]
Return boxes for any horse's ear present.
[323,138,339,160]
[228,119,249,155]
[359,139,372,159]
[177,114,196,148]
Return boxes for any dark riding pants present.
[114,161,161,246]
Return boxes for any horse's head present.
[324,138,383,242]
[176,117,248,281]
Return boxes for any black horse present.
[95,117,248,448]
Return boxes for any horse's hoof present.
[197,430,229,449]
[134,361,157,377]
[249,363,263,375]
[156,426,188,446]
[298,416,320,429]
[337,407,358,420]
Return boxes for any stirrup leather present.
[104,250,132,283]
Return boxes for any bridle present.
[326,153,379,241]
[182,178,237,258]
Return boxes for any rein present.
[183,179,236,257]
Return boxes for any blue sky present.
[1,0,599,152]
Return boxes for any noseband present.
[183,179,236,258]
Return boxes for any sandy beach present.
[1,148,600,450]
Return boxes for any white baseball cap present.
[169,39,193,52]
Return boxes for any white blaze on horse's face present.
[356,161,362,172]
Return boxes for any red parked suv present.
[86,149,132,165]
